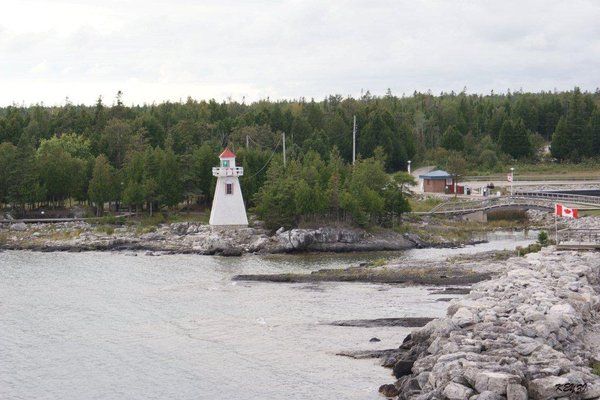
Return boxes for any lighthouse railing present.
[212,167,244,177]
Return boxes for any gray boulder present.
[452,307,476,327]
[528,376,569,399]
[506,383,527,400]
[443,382,474,400]
[472,371,520,396]
[10,222,27,231]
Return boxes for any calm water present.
[0,231,536,400]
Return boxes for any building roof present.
[419,169,452,179]
[219,148,236,159]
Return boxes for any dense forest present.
[1,88,599,226]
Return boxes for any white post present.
[282,132,286,168]
[407,160,411,175]
[510,167,514,196]
[352,115,356,165]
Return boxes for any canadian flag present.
[555,203,578,218]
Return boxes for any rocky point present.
[379,247,600,399]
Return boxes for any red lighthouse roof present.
[219,148,236,159]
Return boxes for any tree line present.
[254,148,414,229]
[0,88,599,221]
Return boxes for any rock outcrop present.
[270,227,413,252]
[380,248,600,399]
[0,222,415,255]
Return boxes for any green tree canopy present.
[88,154,115,216]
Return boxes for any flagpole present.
[555,213,558,244]
[554,204,558,244]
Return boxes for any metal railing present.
[558,228,600,244]
[212,167,244,177]
[463,175,600,182]
[515,191,600,206]
[421,194,597,215]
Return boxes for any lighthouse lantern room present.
[209,148,249,227]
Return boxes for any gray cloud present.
[1,0,599,106]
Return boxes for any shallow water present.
[0,231,536,399]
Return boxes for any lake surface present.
[0,231,537,399]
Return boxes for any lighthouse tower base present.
[209,177,248,227]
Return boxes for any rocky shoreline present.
[0,220,489,255]
[376,247,600,399]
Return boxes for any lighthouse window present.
[222,160,230,167]
[225,183,233,195]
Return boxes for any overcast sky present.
[1,0,599,106]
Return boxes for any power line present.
[245,136,283,179]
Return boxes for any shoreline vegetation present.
[2,88,600,233]
[0,208,540,256]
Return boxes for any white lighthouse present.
[209,148,249,227]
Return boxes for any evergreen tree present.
[88,154,115,216]
[155,148,182,208]
[188,144,218,204]
[446,151,468,196]
[589,109,600,156]
[0,142,18,204]
[551,117,570,161]
[440,125,464,152]
[499,119,532,159]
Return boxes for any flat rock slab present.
[233,267,491,285]
[428,287,472,295]
[336,349,401,359]
[329,317,434,328]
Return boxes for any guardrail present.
[558,228,600,244]
[515,191,600,206]
[421,194,599,215]
[463,175,600,182]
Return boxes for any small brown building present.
[419,170,455,193]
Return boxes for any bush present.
[478,149,499,170]
[538,230,549,246]
[516,243,542,256]
[487,209,528,222]
[95,225,115,235]
[592,362,600,376]
[136,225,157,235]
[139,213,166,227]
[99,214,126,225]
[369,258,387,267]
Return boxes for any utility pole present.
[282,132,286,168]
[246,135,249,149]
[352,115,356,165]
